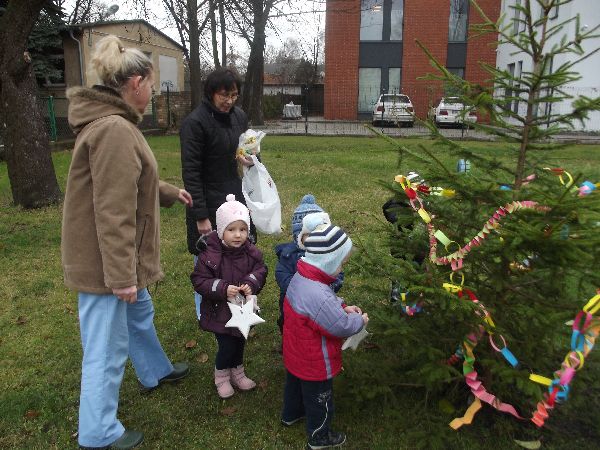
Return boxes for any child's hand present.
[239,284,253,296]
[362,313,369,325]
[227,285,240,297]
[344,305,362,314]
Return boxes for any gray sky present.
[91,0,325,62]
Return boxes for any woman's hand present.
[344,305,362,315]
[236,154,255,167]
[362,313,369,326]
[178,189,193,206]
[113,285,137,303]
[197,218,212,235]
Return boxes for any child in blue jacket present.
[275,195,344,333]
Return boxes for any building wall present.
[324,0,500,120]
[324,0,361,120]
[402,0,450,118]
[465,0,500,93]
[496,0,600,131]
[77,22,185,95]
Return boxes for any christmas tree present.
[347,0,600,439]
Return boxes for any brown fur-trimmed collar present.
[66,85,142,124]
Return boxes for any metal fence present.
[39,83,600,142]
[40,95,159,141]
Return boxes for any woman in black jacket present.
[180,68,255,317]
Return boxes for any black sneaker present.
[139,362,189,393]
[281,415,305,426]
[306,430,346,449]
[79,430,144,450]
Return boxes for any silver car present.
[372,94,415,127]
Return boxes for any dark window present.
[381,94,410,103]
[388,67,401,93]
[445,67,464,95]
[513,60,523,114]
[448,0,469,42]
[361,0,403,41]
[358,67,381,112]
[512,0,521,35]
[390,0,404,41]
[361,0,384,41]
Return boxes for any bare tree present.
[228,0,287,125]
[0,0,62,208]
[57,0,107,24]
[209,0,220,68]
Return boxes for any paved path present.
[258,119,600,144]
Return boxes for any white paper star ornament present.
[224,298,265,339]
[342,327,369,351]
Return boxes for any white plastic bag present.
[242,155,282,235]
[237,129,266,157]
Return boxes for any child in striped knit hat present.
[280,213,368,450]
[274,195,345,336]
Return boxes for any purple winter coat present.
[190,231,268,337]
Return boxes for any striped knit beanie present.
[299,213,353,276]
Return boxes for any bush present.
[262,95,283,120]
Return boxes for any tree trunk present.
[0,0,62,208]
[242,0,271,126]
[209,0,220,68]
[187,0,202,109]
[219,0,227,67]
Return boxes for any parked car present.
[429,97,477,127]
[372,94,415,127]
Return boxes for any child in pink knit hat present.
[191,194,268,398]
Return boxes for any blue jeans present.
[282,370,334,441]
[194,255,202,320]
[77,288,173,447]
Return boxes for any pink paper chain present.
[428,201,547,269]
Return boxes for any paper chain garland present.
[393,171,599,429]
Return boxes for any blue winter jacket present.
[275,242,344,307]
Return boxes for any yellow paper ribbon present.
[529,374,552,386]
[449,398,482,430]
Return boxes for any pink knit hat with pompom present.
[216,194,251,239]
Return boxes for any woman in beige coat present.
[62,35,192,450]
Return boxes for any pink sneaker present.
[214,368,234,398]
[230,365,256,391]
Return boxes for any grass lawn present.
[1,135,600,449]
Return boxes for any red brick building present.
[324,0,500,120]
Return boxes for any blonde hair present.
[90,35,153,89]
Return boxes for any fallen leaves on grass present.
[197,353,209,363]
[16,316,27,325]
[24,410,40,419]
[220,406,237,416]
[185,340,197,349]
